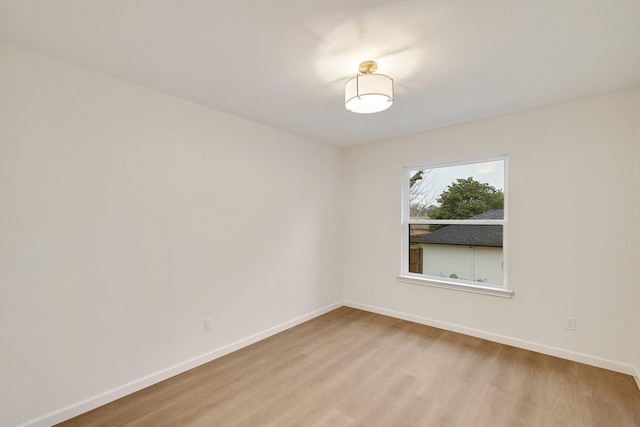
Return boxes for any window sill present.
[397,275,513,298]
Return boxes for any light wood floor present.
[57,307,640,426]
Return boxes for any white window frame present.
[397,155,512,298]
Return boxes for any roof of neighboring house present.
[411,209,503,247]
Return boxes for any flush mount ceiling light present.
[345,60,394,114]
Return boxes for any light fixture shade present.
[345,73,394,114]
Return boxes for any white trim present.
[344,301,639,377]
[397,274,513,298]
[18,302,343,427]
[402,153,510,172]
[409,219,504,225]
[635,89,640,398]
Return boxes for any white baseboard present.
[344,301,640,379]
[635,366,640,391]
[20,302,343,427]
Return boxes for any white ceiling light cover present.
[345,73,394,114]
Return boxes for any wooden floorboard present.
[57,307,640,426]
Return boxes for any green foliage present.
[430,177,503,220]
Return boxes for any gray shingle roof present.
[411,209,503,247]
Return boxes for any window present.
[399,156,511,297]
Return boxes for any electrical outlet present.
[565,316,576,331]
[205,317,214,332]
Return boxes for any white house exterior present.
[422,243,503,284]
[411,210,504,285]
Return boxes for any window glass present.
[404,158,506,289]
[409,160,504,220]
[409,223,503,284]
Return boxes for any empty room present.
[1,1,640,426]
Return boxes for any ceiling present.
[1,0,639,147]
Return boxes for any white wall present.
[2,39,640,426]
[0,42,343,426]
[343,89,640,373]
